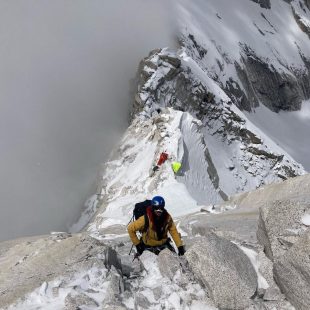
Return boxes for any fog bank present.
[0,0,175,241]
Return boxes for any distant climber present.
[157,152,169,166]
[152,152,169,174]
[127,196,185,256]
[171,161,182,174]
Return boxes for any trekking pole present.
[127,214,134,256]
[128,244,134,255]
[127,215,134,226]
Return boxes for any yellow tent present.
[171,161,182,173]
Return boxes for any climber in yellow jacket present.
[127,196,185,256]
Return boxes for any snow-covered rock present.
[127,250,215,309]
[0,233,111,309]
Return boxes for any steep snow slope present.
[177,0,310,169]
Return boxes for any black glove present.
[136,242,145,255]
[178,246,185,256]
[152,165,159,172]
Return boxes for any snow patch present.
[301,213,310,226]
[238,244,269,290]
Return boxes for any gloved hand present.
[152,165,159,172]
[178,246,185,256]
[136,241,145,255]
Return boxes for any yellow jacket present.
[127,209,183,247]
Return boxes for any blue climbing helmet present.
[151,196,165,209]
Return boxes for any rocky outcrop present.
[293,6,310,39]
[65,292,99,310]
[291,0,310,40]
[238,45,303,112]
[257,199,310,260]
[133,49,210,117]
[226,65,259,112]
[186,234,257,309]
[250,0,271,9]
[273,230,310,310]
[104,246,123,273]
[222,173,310,211]
[255,175,310,309]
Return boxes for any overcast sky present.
[0,0,175,241]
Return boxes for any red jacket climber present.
[157,152,169,166]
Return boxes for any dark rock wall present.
[250,0,271,9]
[239,48,303,112]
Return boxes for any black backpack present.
[131,199,151,232]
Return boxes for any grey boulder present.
[257,200,310,260]
[273,230,310,310]
[186,234,257,309]
[157,249,181,281]
[64,292,99,310]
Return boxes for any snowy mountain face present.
[177,0,310,169]
[179,0,310,113]
[133,49,305,197]
[80,0,310,240]
[2,1,310,309]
